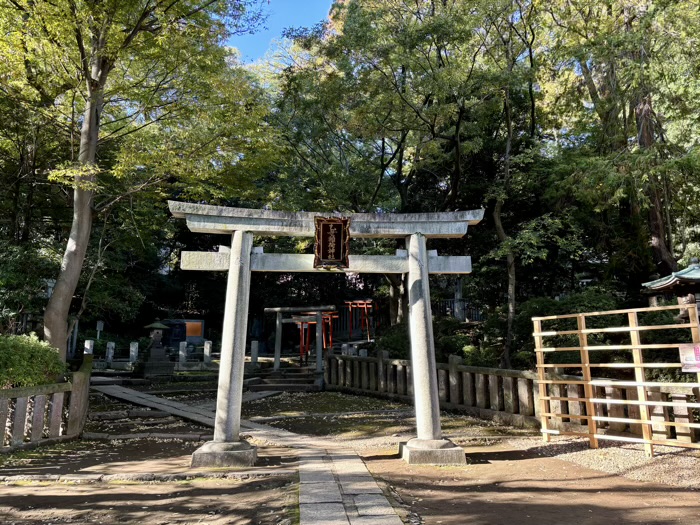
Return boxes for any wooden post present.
[690,305,700,420]
[66,355,93,436]
[577,315,598,448]
[628,311,654,457]
[533,319,551,442]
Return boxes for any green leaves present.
[0,334,66,389]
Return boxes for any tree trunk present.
[493,200,515,369]
[495,42,515,369]
[385,274,408,326]
[43,86,101,359]
[635,95,677,274]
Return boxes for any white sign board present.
[679,344,700,373]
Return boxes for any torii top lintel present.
[168,201,484,239]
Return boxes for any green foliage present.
[374,322,410,359]
[0,240,62,332]
[375,316,497,367]
[480,286,625,370]
[0,334,66,389]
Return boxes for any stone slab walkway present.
[91,385,405,525]
[298,452,403,525]
[92,384,217,427]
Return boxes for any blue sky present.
[229,0,334,62]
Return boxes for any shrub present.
[0,334,66,389]
[375,322,410,358]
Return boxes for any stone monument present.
[142,321,175,378]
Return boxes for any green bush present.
[436,334,472,362]
[0,334,66,389]
[375,322,411,358]
[500,286,626,370]
[375,316,495,365]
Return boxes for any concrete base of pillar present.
[400,438,466,465]
[191,440,257,468]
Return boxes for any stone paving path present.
[92,384,405,525]
[92,384,217,427]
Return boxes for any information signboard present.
[314,217,350,268]
[679,343,700,373]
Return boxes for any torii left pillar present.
[191,230,257,467]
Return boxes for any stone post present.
[84,340,94,355]
[341,343,349,356]
[106,342,115,364]
[378,350,388,393]
[203,340,212,364]
[274,312,283,371]
[454,276,465,321]
[191,230,256,467]
[448,354,462,404]
[315,311,323,373]
[403,233,465,464]
[129,342,138,363]
[251,340,259,368]
[179,341,187,364]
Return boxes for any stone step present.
[260,378,316,385]
[258,366,316,375]
[247,383,321,392]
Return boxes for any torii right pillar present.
[402,232,467,465]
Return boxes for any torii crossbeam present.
[169,201,484,466]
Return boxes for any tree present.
[0,0,263,358]
[540,0,700,277]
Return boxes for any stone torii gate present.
[169,201,483,466]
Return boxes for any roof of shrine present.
[642,260,700,292]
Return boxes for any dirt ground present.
[0,438,297,525]
[361,442,700,525]
[2,387,700,524]
[0,477,296,525]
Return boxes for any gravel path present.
[508,436,700,490]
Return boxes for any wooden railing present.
[533,304,700,457]
[326,332,700,444]
[0,356,92,453]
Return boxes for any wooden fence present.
[325,337,700,443]
[1,356,93,453]
[533,304,700,457]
